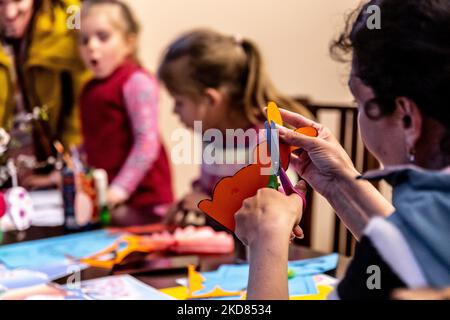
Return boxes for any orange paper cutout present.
[187,265,205,294]
[188,286,243,299]
[198,102,318,232]
[198,141,290,232]
[79,235,166,269]
[267,101,283,126]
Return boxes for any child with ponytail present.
[158,28,312,226]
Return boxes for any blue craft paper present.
[0,267,49,290]
[288,253,339,276]
[31,261,88,280]
[193,254,338,297]
[288,275,317,296]
[0,230,120,269]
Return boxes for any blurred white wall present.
[124,0,367,253]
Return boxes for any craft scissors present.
[265,120,307,210]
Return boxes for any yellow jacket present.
[0,0,90,154]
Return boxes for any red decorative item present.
[0,192,6,219]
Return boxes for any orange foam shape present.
[189,286,243,299]
[188,265,205,294]
[267,101,283,126]
[198,100,318,232]
[198,141,290,232]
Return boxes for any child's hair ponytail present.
[240,38,312,124]
[241,38,263,124]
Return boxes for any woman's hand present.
[234,181,306,248]
[107,185,130,208]
[277,108,359,198]
[277,108,394,240]
[234,181,306,300]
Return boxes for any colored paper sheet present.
[0,230,121,269]
[180,254,338,298]
[198,254,338,285]
[62,275,175,300]
[0,262,87,290]
[1,275,174,300]
[167,274,337,300]
[290,284,334,300]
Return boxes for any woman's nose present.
[4,3,19,20]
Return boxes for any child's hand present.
[163,191,208,226]
[107,185,130,208]
[234,181,306,248]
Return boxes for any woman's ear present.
[203,88,224,109]
[396,97,423,152]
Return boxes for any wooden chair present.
[294,98,380,256]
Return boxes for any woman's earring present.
[408,149,416,163]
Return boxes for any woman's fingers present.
[292,181,306,239]
[293,225,304,239]
[290,226,304,242]
[290,151,312,178]
[288,179,307,209]
[278,108,319,129]
[277,124,317,151]
[294,180,307,194]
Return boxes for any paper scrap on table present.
[1,275,174,300]
[290,284,335,300]
[313,274,339,286]
[0,265,49,290]
[0,261,88,291]
[62,275,175,300]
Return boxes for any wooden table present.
[0,226,350,290]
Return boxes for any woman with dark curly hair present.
[234,0,450,300]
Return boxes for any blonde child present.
[78,0,173,222]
